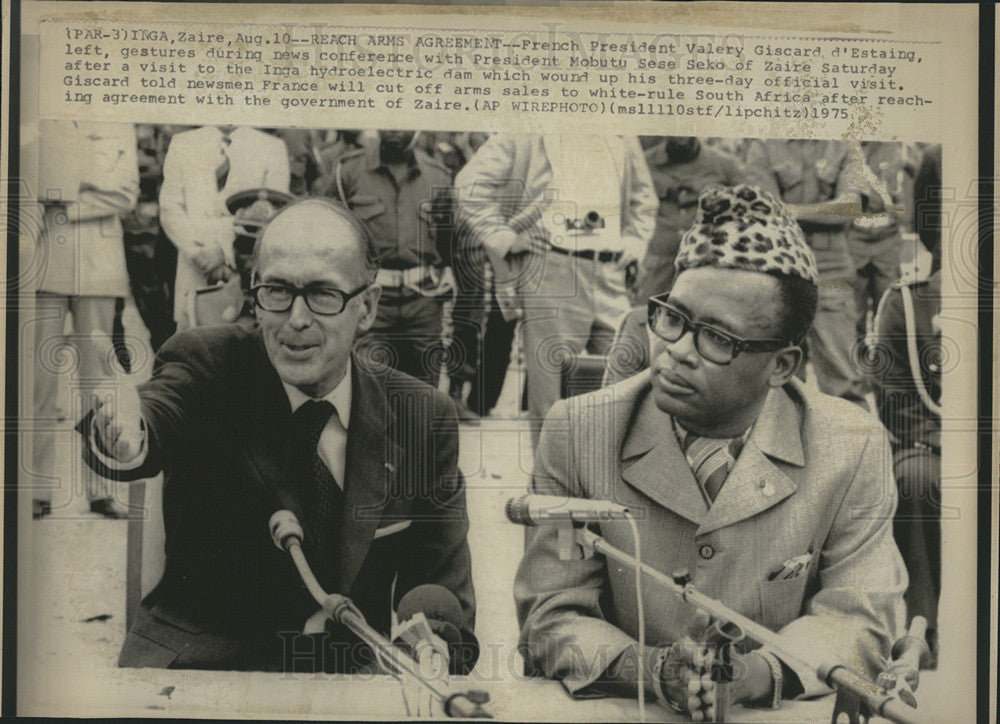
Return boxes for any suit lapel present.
[244,330,307,523]
[335,356,401,594]
[697,385,805,536]
[620,383,707,526]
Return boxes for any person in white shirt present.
[455,134,656,446]
[31,120,139,518]
[159,125,290,327]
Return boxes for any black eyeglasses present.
[251,282,369,316]
[647,296,789,365]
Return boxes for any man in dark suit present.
[80,198,477,674]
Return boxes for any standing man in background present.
[121,123,177,353]
[318,130,456,388]
[872,144,943,666]
[633,136,748,302]
[744,139,874,408]
[32,120,139,519]
[847,142,919,348]
[159,125,290,329]
[455,133,656,445]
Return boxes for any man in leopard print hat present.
[674,184,819,284]
[517,182,905,717]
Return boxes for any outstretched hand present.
[89,331,144,463]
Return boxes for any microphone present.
[396,585,472,676]
[269,509,304,550]
[505,494,630,526]
[268,512,492,717]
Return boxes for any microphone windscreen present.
[504,495,532,526]
[398,584,480,676]
[397,584,464,631]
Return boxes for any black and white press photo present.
[5,2,990,722]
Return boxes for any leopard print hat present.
[674,185,819,286]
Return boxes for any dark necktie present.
[679,431,745,507]
[292,399,342,548]
[216,135,231,191]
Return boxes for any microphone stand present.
[568,526,923,724]
[272,514,492,718]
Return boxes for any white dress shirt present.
[282,365,351,489]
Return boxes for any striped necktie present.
[292,399,342,549]
[677,425,747,507]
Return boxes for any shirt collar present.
[672,417,753,447]
[282,364,352,429]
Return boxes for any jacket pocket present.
[759,574,809,632]
[349,196,386,221]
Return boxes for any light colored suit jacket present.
[36,121,139,296]
[454,134,656,317]
[514,373,907,698]
[159,126,289,321]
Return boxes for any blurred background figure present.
[745,139,875,408]
[633,136,748,302]
[456,133,656,446]
[872,144,943,667]
[434,132,494,423]
[120,123,178,353]
[847,142,923,367]
[159,125,290,330]
[318,130,457,388]
[32,120,139,519]
[270,127,322,197]
[314,129,368,181]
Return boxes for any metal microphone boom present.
[268,511,491,718]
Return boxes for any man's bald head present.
[253,198,378,286]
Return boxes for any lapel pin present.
[385,462,396,473]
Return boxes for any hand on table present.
[658,611,774,720]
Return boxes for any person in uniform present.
[514,185,906,716]
[316,130,456,388]
[847,142,921,346]
[871,144,942,665]
[159,125,290,329]
[633,136,749,302]
[744,139,874,408]
[31,120,139,518]
[455,133,656,445]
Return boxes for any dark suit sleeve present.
[76,329,216,482]
[395,393,479,674]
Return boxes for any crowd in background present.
[29,123,943,658]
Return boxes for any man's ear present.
[356,283,382,333]
[769,346,803,388]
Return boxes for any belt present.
[375,265,453,298]
[548,245,623,264]
[375,266,434,288]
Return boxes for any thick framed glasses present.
[647,295,789,365]
[251,282,369,316]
